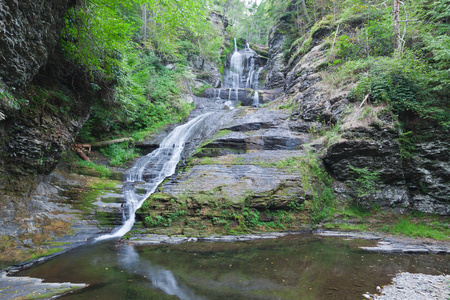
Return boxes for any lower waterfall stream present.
[96,112,214,241]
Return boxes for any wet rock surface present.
[162,164,303,205]
[0,1,100,243]
[205,129,305,151]
[200,108,310,152]
[127,232,293,246]
[265,18,287,89]
[1,113,89,190]
[316,231,450,254]
[150,106,308,217]
[0,169,123,272]
[0,271,87,300]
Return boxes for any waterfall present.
[221,39,263,105]
[252,91,260,107]
[228,39,243,104]
[253,67,264,90]
[96,113,213,241]
[246,58,255,89]
[230,39,243,80]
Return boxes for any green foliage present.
[287,201,305,212]
[220,39,235,67]
[348,165,381,198]
[192,85,214,97]
[339,56,449,129]
[319,1,450,130]
[335,34,354,58]
[100,143,140,166]
[18,86,72,117]
[144,208,187,227]
[383,217,449,240]
[340,205,372,221]
[74,161,112,178]
[28,247,64,260]
[61,0,137,78]
[288,36,313,64]
[397,131,416,159]
[78,48,193,140]
[332,3,393,59]
[62,0,215,142]
[299,152,335,223]
[62,0,218,75]
[131,121,168,142]
[143,0,221,61]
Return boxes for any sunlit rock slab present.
[0,271,87,300]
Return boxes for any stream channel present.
[9,41,450,299]
[17,235,449,299]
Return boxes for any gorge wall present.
[0,0,75,90]
[0,0,94,193]
[0,0,100,240]
[264,0,449,215]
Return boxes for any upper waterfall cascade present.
[220,39,262,104]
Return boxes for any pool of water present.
[18,234,449,299]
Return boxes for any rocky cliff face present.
[267,10,449,215]
[184,11,228,90]
[0,0,76,91]
[187,54,222,88]
[264,14,287,89]
[0,0,99,242]
[0,0,95,194]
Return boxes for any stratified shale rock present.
[0,0,76,91]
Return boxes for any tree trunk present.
[301,0,311,24]
[71,143,91,162]
[312,0,317,22]
[91,138,133,148]
[333,0,337,22]
[142,5,147,40]
[393,0,400,51]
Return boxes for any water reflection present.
[18,235,449,300]
[118,245,202,300]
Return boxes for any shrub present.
[100,142,140,166]
[75,161,112,178]
[345,56,449,129]
[299,152,336,223]
[348,165,381,198]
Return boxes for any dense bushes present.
[343,56,449,129]
[62,0,221,142]
[316,0,450,130]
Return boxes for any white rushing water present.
[252,90,260,107]
[222,39,263,104]
[96,113,213,241]
[230,38,243,79]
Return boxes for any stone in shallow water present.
[0,271,87,300]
